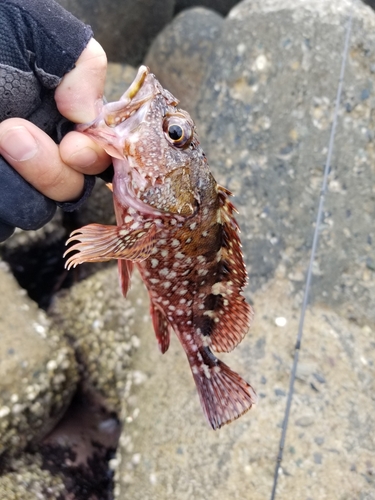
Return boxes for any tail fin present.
[189,347,257,430]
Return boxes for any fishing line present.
[270,2,355,498]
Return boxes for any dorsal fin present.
[206,185,253,352]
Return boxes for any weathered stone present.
[145,8,224,114]
[115,276,375,499]
[183,0,375,324]
[49,265,142,413]
[0,263,78,456]
[0,454,65,500]
[57,0,175,65]
[175,0,241,16]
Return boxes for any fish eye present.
[168,124,183,141]
[163,114,193,148]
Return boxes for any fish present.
[64,66,257,429]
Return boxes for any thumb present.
[54,38,107,123]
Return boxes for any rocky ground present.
[1,0,375,499]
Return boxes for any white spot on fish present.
[161,249,168,257]
[151,259,159,268]
[171,239,180,247]
[175,252,185,259]
[198,269,208,276]
[163,281,171,288]
[159,268,169,276]
[190,222,197,230]
[203,364,211,379]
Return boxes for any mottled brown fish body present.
[65,66,256,429]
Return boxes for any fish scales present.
[65,66,257,429]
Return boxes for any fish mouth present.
[124,65,149,100]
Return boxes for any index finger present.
[54,38,107,123]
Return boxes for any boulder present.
[174,0,241,16]
[145,8,224,114]
[0,454,65,500]
[149,0,375,324]
[57,0,175,65]
[114,275,375,499]
[49,266,143,414]
[0,263,78,457]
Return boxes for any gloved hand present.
[0,0,111,241]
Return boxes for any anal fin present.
[64,223,156,269]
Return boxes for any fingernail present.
[68,147,99,168]
[0,126,38,161]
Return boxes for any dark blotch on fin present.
[204,293,223,311]
[193,315,215,337]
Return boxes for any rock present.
[0,263,78,457]
[114,276,375,499]
[145,8,224,114]
[57,0,175,65]
[147,0,375,324]
[105,63,138,102]
[174,0,241,16]
[0,454,65,500]
[49,265,143,414]
[175,0,375,325]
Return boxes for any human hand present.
[0,1,111,241]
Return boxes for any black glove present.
[0,0,95,241]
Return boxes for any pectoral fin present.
[64,222,156,269]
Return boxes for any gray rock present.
[148,0,375,324]
[0,263,78,456]
[115,276,375,499]
[175,0,242,16]
[49,265,142,413]
[57,0,175,65]
[0,454,65,499]
[191,0,375,324]
[145,8,224,115]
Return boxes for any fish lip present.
[123,65,150,100]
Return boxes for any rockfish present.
[65,66,257,429]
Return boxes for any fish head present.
[77,66,207,216]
